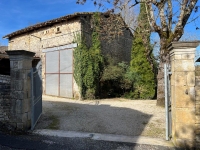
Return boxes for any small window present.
[55,27,61,34]
[43,30,49,35]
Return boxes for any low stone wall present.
[195,66,200,147]
[0,74,11,122]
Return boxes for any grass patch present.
[47,115,59,130]
[141,123,165,138]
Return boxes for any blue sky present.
[0,0,101,45]
[0,0,200,49]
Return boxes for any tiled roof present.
[3,12,94,39]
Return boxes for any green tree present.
[130,37,156,99]
[128,3,155,99]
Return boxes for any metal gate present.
[164,63,172,140]
[30,60,42,130]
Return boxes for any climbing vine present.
[74,12,104,99]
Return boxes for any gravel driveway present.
[35,95,165,139]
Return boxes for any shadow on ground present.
[35,98,156,138]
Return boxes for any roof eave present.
[3,12,94,39]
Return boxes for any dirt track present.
[35,95,165,139]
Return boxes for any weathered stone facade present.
[195,66,200,147]
[169,41,200,148]
[8,19,81,55]
[8,50,35,130]
[7,18,81,95]
[0,75,11,122]
[4,12,133,98]
[0,50,35,130]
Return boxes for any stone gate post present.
[6,50,35,130]
[168,41,199,148]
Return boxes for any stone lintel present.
[168,41,200,51]
[6,50,35,58]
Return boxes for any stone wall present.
[81,14,133,63]
[0,75,11,122]
[101,31,132,63]
[195,66,200,147]
[8,18,81,55]
[100,14,133,63]
[81,15,93,48]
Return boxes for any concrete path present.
[0,130,177,150]
[33,129,175,148]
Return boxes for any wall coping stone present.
[169,49,196,58]
[168,41,200,51]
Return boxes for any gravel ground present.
[35,95,165,139]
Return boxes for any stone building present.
[3,12,133,99]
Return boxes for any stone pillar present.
[6,50,35,130]
[195,66,200,147]
[169,41,199,148]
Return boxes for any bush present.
[100,58,131,98]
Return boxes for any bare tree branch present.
[174,0,198,41]
[186,14,200,24]
[159,2,168,31]
[167,0,172,30]
[146,2,161,33]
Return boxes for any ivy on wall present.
[74,13,104,99]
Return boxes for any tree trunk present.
[156,60,165,106]
[156,38,169,106]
